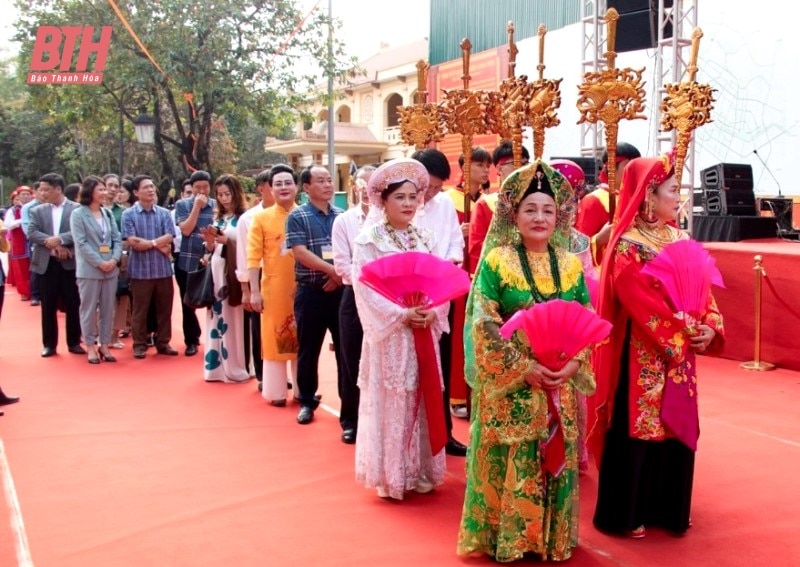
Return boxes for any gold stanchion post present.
[741,255,776,371]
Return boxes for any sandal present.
[110,341,125,349]
[626,526,646,539]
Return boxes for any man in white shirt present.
[331,165,375,444]
[411,148,468,457]
[236,169,275,386]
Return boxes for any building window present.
[386,93,403,127]
[337,105,351,123]
[363,95,373,123]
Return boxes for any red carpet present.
[705,238,800,371]
[1,288,799,565]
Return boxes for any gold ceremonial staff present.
[487,22,529,168]
[488,24,520,165]
[660,28,716,187]
[442,39,491,228]
[397,60,447,150]
[577,8,646,219]
[527,24,562,160]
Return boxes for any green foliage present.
[0,108,65,183]
[13,0,359,180]
[239,175,256,195]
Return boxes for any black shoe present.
[293,393,322,403]
[0,395,19,407]
[341,428,356,444]
[157,345,179,356]
[257,382,263,392]
[133,348,147,359]
[445,437,468,457]
[297,406,314,425]
[185,344,198,356]
[41,347,57,358]
[146,334,156,348]
[68,345,87,355]
[30,299,41,306]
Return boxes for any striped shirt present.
[121,203,175,280]
[174,196,216,272]
[285,201,343,287]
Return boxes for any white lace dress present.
[352,222,449,499]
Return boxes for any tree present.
[15,0,358,180]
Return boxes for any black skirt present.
[593,329,695,535]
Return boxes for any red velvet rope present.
[763,274,800,322]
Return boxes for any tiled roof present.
[308,121,380,143]
[349,38,428,85]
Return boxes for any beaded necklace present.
[384,221,430,252]
[516,243,562,303]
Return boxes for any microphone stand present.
[753,149,783,197]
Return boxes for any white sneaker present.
[414,477,435,494]
[450,404,468,419]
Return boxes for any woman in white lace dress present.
[352,159,450,500]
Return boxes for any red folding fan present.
[640,239,725,318]
[499,299,612,371]
[359,251,472,308]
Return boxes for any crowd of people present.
[0,141,725,562]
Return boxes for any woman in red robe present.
[4,187,33,300]
[589,154,725,538]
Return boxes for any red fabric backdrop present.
[705,239,800,371]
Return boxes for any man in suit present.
[28,173,84,357]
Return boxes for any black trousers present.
[174,264,201,347]
[438,302,455,438]
[28,242,40,301]
[294,284,345,416]
[337,285,362,431]
[38,259,81,349]
[243,310,263,380]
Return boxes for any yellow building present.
[264,39,427,194]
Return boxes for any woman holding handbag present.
[201,174,249,383]
[71,176,123,364]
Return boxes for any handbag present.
[116,251,131,297]
[183,262,215,309]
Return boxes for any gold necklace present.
[633,216,676,250]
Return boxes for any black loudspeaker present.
[758,197,794,232]
[549,156,602,186]
[693,187,725,216]
[701,163,757,216]
[607,0,673,53]
[701,163,754,191]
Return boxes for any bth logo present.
[27,26,112,85]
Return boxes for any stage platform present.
[693,215,779,242]
[704,238,800,371]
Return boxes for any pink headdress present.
[549,159,586,194]
[366,158,429,209]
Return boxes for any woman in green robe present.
[457,160,596,562]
